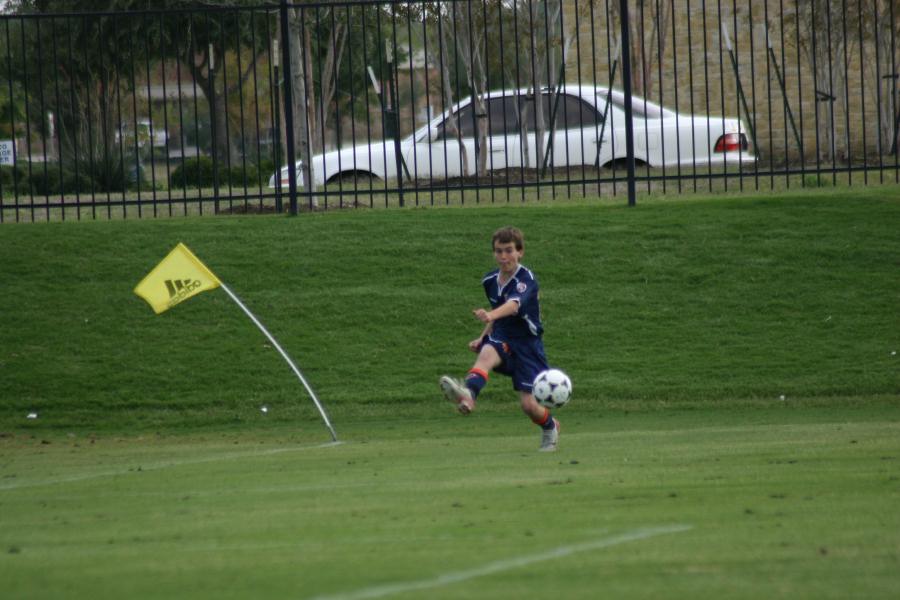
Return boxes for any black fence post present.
[209,42,220,214]
[386,57,405,208]
[272,36,282,213]
[618,0,636,206]
[279,0,298,216]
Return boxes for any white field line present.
[0,440,344,491]
[310,524,693,600]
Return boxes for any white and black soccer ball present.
[532,368,572,409]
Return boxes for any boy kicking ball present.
[440,226,560,452]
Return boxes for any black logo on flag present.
[165,279,201,301]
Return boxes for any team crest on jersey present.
[516,282,527,293]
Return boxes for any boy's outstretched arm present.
[469,300,518,352]
[473,299,519,324]
[469,321,492,352]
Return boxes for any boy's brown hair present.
[492,226,524,250]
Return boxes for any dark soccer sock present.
[532,408,555,430]
[465,368,488,399]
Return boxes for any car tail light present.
[714,133,748,152]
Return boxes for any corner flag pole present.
[219,282,338,442]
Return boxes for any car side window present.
[488,96,519,136]
[436,104,475,140]
[516,95,545,133]
[557,94,603,129]
[437,97,518,140]
[517,93,602,133]
[435,93,600,140]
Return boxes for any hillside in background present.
[1,188,898,431]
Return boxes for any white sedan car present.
[269,85,755,188]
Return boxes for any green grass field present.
[1,188,899,598]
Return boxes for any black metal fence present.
[1,0,898,222]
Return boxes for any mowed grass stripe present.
[3,415,895,490]
[310,525,693,600]
[1,413,898,598]
[2,415,898,598]
[0,441,344,491]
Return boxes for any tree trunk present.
[529,0,546,170]
[298,25,317,156]
[433,7,469,175]
[187,51,235,164]
[317,19,348,149]
[440,51,468,175]
[288,8,316,203]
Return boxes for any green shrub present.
[0,153,156,197]
[27,165,96,196]
[26,167,62,195]
[63,171,96,194]
[170,156,270,189]
[256,158,275,180]
[170,156,215,188]
[81,156,149,193]
[0,164,27,194]
[224,164,260,188]
[238,158,276,187]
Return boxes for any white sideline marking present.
[0,441,343,491]
[310,524,692,600]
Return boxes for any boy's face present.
[493,241,523,275]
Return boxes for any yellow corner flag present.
[134,243,222,314]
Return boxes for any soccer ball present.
[532,369,572,409]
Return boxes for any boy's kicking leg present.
[520,392,559,452]
[440,344,501,415]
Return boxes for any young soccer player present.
[440,226,560,452]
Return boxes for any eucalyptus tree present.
[6,0,275,183]
[151,0,273,164]
[286,0,406,194]
[417,1,597,175]
[5,0,154,172]
[787,0,861,163]
[857,0,900,154]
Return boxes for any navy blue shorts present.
[481,334,549,392]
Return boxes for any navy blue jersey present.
[482,265,543,340]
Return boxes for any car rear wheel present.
[326,171,377,186]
